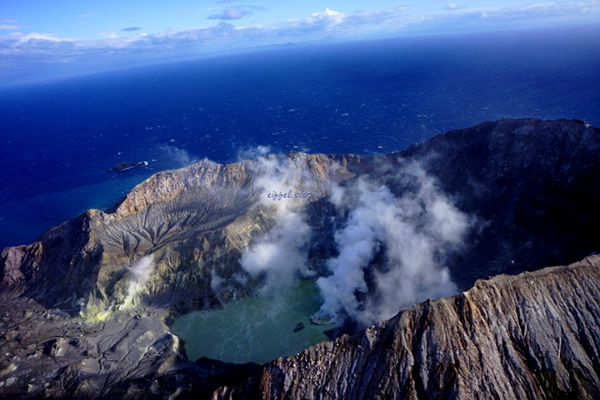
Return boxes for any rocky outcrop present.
[217,256,600,399]
[393,118,600,287]
[0,294,185,399]
[0,118,599,398]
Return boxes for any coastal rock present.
[106,161,149,173]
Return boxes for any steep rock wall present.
[217,256,600,399]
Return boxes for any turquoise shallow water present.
[171,280,333,365]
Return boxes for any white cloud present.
[237,145,271,161]
[0,19,21,31]
[12,32,63,46]
[208,5,264,21]
[0,1,598,83]
[159,145,194,167]
[463,1,599,20]
[445,2,465,11]
[308,8,346,25]
[209,7,250,20]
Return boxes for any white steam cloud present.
[121,254,154,308]
[237,145,271,161]
[237,154,471,327]
[316,162,470,326]
[239,156,313,296]
[240,211,310,295]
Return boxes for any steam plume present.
[237,145,271,161]
[121,254,154,308]
[238,154,471,327]
[239,156,313,296]
[316,162,470,326]
[160,144,193,166]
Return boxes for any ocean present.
[1,25,599,250]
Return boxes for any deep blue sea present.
[1,25,599,249]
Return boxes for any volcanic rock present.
[0,118,599,398]
[216,256,600,399]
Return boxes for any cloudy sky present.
[1,0,598,84]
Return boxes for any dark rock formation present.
[293,322,305,333]
[398,118,600,288]
[107,161,149,172]
[217,256,600,399]
[0,118,599,398]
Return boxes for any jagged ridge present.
[217,256,600,399]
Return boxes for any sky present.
[1,0,599,84]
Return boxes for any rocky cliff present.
[399,118,600,287]
[216,256,600,399]
[0,118,599,398]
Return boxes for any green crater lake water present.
[171,280,332,365]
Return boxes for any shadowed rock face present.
[0,118,599,398]
[399,118,600,287]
